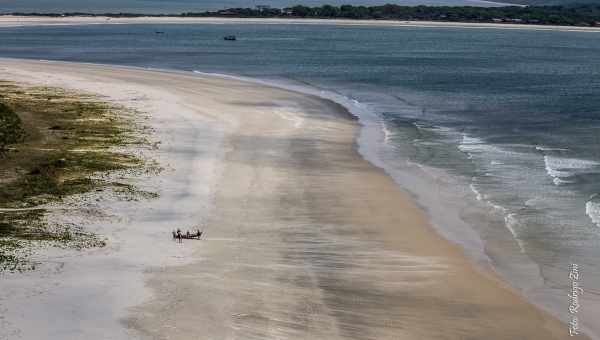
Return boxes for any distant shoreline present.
[1,15,600,32]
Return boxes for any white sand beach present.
[1,15,600,32]
[0,59,581,340]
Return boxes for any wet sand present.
[0,59,580,340]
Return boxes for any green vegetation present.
[0,82,155,271]
[0,100,25,156]
[191,4,600,26]
[7,4,600,27]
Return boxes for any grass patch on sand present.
[0,81,157,271]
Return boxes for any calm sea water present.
[1,23,599,337]
[0,0,510,14]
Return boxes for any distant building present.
[256,5,271,11]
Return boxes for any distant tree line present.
[6,4,600,27]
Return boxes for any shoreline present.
[0,15,600,32]
[193,68,600,340]
[0,59,582,339]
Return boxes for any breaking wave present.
[543,155,599,185]
[587,194,600,228]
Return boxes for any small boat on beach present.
[224,35,237,41]
[172,230,203,240]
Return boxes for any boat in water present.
[224,35,237,41]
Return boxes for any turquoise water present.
[1,23,599,337]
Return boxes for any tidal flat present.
[0,81,156,271]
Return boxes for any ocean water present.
[0,0,511,14]
[1,23,600,337]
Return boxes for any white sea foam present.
[461,134,484,145]
[470,183,484,201]
[382,121,393,143]
[552,177,575,186]
[412,121,428,129]
[535,145,569,152]
[504,213,525,252]
[490,202,507,213]
[458,134,483,154]
[468,181,508,220]
[587,196,600,228]
[414,123,453,134]
[543,155,599,183]
[457,133,511,156]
